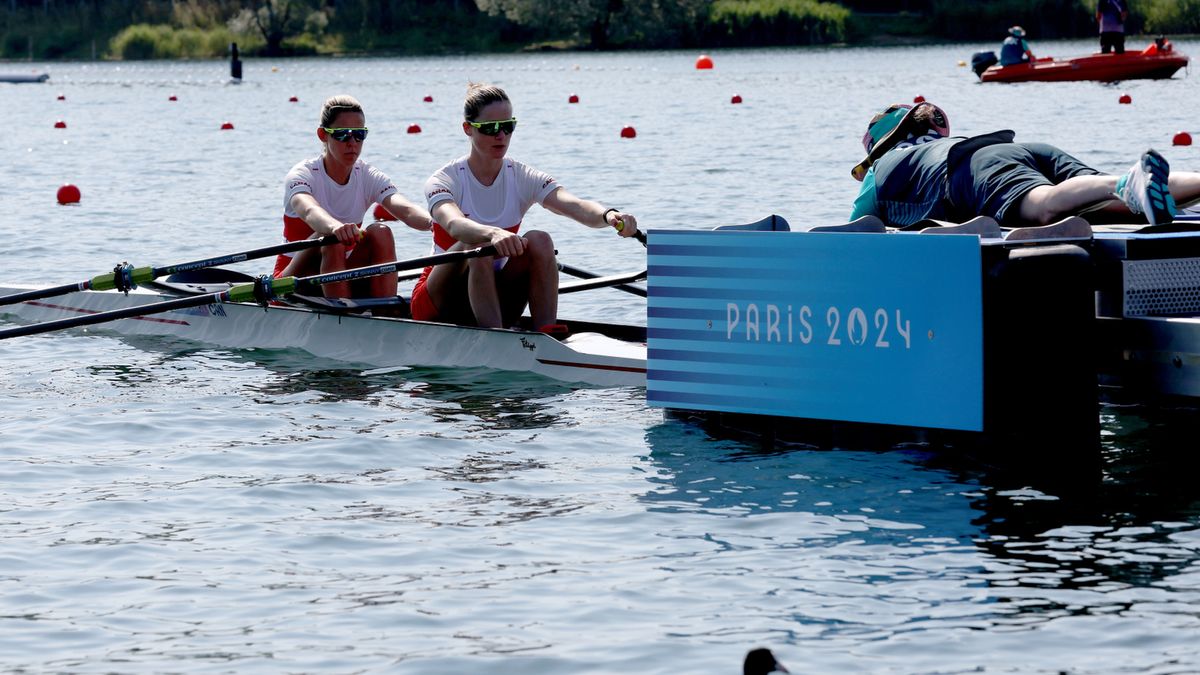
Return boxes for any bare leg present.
[1170,172,1200,208]
[466,255,504,328]
[1018,169,1200,225]
[420,241,473,324]
[346,222,397,298]
[517,230,557,329]
[1015,175,1118,226]
[488,231,557,328]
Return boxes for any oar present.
[0,234,339,308]
[560,269,647,296]
[0,245,496,341]
[558,262,646,297]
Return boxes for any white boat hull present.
[0,285,647,388]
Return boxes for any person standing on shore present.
[1097,0,1129,54]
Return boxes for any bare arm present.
[430,200,527,258]
[290,192,360,246]
[542,187,640,238]
[381,193,434,232]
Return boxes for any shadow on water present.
[642,402,1200,604]
[110,333,580,427]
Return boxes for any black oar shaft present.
[153,234,338,276]
[0,281,90,306]
[0,246,498,341]
[0,235,340,308]
[0,293,224,340]
[560,270,647,296]
[558,263,646,297]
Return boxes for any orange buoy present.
[220,122,234,130]
[423,95,433,103]
[373,203,396,221]
[568,93,580,104]
[289,96,299,102]
[168,95,178,101]
[407,124,422,134]
[1119,93,1132,104]
[913,95,926,103]
[54,120,66,129]
[620,126,637,139]
[56,93,65,101]
[731,94,743,104]
[57,184,81,204]
[695,54,713,70]
[1173,131,1193,146]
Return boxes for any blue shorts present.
[948,142,1101,225]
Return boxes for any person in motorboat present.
[1096,0,1128,54]
[276,94,433,298]
[849,101,1200,229]
[999,25,1035,66]
[414,83,640,333]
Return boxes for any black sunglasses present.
[467,118,517,136]
[323,127,369,142]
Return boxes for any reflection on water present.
[642,405,1200,638]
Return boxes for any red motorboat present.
[974,39,1189,83]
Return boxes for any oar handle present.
[615,220,647,246]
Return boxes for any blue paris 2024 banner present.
[646,230,984,431]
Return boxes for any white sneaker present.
[1115,150,1177,226]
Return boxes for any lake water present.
[3,40,1200,673]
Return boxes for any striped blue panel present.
[646,230,983,431]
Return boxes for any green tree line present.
[2,0,1198,61]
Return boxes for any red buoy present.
[731,94,743,104]
[695,54,713,70]
[56,93,65,101]
[168,95,178,101]
[1119,93,1132,104]
[54,120,66,129]
[289,96,299,102]
[568,94,580,104]
[407,123,422,134]
[373,203,396,221]
[57,184,81,205]
[423,95,433,103]
[1173,131,1193,146]
[913,95,926,103]
[620,126,637,139]
[220,122,234,130]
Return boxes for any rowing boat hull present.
[980,51,1188,83]
[0,72,49,83]
[0,285,647,387]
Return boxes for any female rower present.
[277,94,432,298]
[414,83,640,331]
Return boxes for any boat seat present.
[713,214,791,232]
[1003,216,1093,241]
[807,215,886,233]
[912,216,1003,237]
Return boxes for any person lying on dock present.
[849,101,1200,230]
[276,94,433,298]
[414,83,640,333]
